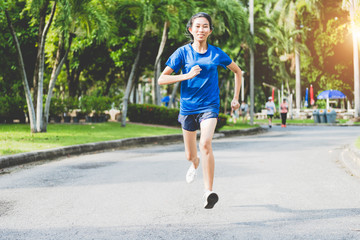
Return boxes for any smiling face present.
[188,17,212,43]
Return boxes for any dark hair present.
[186,12,213,41]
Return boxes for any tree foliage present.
[0,0,358,131]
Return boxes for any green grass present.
[0,122,182,156]
[356,137,360,149]
[1,119,357,156]
[221,121,259,131]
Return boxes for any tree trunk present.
[121,35,145,127]
[249,0,255,125]
[153,21,169,105]
[43,33,74,131]
[5,10,36,132]
[36,2,56,132]
[67,50,82,97]
[353,29,360,117]
[168,82,180,109]
[350,0,360,117]
[104,70,115,96]
[32,0,50,112]
[295,49,301,113]
[68,68,81,97]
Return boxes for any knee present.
[185,152,197,162]
[199,139,212,154]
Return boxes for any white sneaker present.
[203,190,219,209]
[186,163,197,183]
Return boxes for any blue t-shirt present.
[165,43,232,115]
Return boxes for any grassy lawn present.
[0,122,182,156]
[1,119,357,156]
[221,121,259,131]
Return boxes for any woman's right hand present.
[187,65,202,79]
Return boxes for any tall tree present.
[5,1,56,132]
[5,0,110,132]
[120,0,151,126]
[343,0,360,117]
[271,0,320,111]
[43,0,111,131]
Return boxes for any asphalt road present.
[0,125,360,240]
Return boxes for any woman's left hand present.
[231,99,240,110]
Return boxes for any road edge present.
[0,127,267,169]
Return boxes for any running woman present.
[158,12,242,209]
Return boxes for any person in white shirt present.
[265,97,276,128]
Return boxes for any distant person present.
[240,100,249,123]
[158,12,242,209]
[231,108,239,124]
[280,98,288,128]
[265,97,276,128]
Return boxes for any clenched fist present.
[188,65,202,79]
[231,99,240,110]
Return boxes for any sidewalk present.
[0,127,267,169]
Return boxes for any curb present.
[339,143,360,178]
[0,127,266,169]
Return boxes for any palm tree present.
[272,0,321,112]
[343,0,360,117]
[267,22,305,94]
[121,0,194,126]
[43,0,111,131]
[121,0,152,127]
[197,0,249,112]
[152,0,195,106]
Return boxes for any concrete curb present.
[338,143,360,178]
[0,127,267,169]
[349,143,360,170]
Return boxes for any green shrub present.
[127,104,228,130]
[316,99,326,109]
[93,96,112,115]
[63,97,79,114]
[79,96,93,115]
[216,113,229,131]
[79,96,112,116]
[112,94,124,110]
[49,97,65,117]
[0,95,26,123]
[128,104,179,126]
[0,97,10,117]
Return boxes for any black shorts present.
[178,112,218,131]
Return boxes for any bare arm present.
[158,65,201,85]
[227,61,242,110]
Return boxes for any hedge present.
[127,104,228,131]
[0,96,26,123]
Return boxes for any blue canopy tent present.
[317,90,346,110]
[317,90,346,100]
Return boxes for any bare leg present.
[199,118,217,191]
[182,129,199,168]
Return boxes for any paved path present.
[0,126,360,239]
